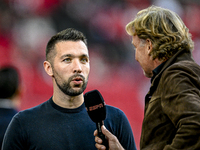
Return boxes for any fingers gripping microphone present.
[84,90,108,148]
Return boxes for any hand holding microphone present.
[94,125,125,150]
[84,90,108,149]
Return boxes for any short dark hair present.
[45,28,87,62]
[0,66,20,99]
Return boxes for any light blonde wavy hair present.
[126,5,194,61]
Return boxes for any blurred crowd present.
[0,0,200,148]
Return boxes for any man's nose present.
[73,60,82,73]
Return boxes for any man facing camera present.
[2,28,136,150]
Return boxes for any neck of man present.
[153,58,165,70]
[52,90,84,109]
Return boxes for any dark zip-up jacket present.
[140,48,200,150]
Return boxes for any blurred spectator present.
[12,16,56,66]
[0,66,21,148]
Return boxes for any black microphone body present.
[84,90,108,148]
[96,121,106,146]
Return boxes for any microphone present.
[84,90,108,148]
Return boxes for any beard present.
[55,74,88,96]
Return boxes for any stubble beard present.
[55,74,88,96]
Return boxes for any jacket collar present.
[152,48,193,89]
[144,49,193,110]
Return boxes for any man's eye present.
[81,58,88,63]
[63,58,71,62]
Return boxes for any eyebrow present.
[60,54,89,59]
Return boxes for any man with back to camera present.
[2,28,137,150]
[94,5,200,150]
[0,66,20,148]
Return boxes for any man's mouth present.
[72,77,83,84]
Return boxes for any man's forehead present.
[55,41,88,51]
[54,41,88,57]
[55,40,86,47]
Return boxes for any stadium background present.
[1,0,200,149]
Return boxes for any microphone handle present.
[96,121,108,149]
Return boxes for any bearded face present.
[45,40,90,97]
[54,73,88,96]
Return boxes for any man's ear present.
[146,39,153,55]
[43,61,54,77]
